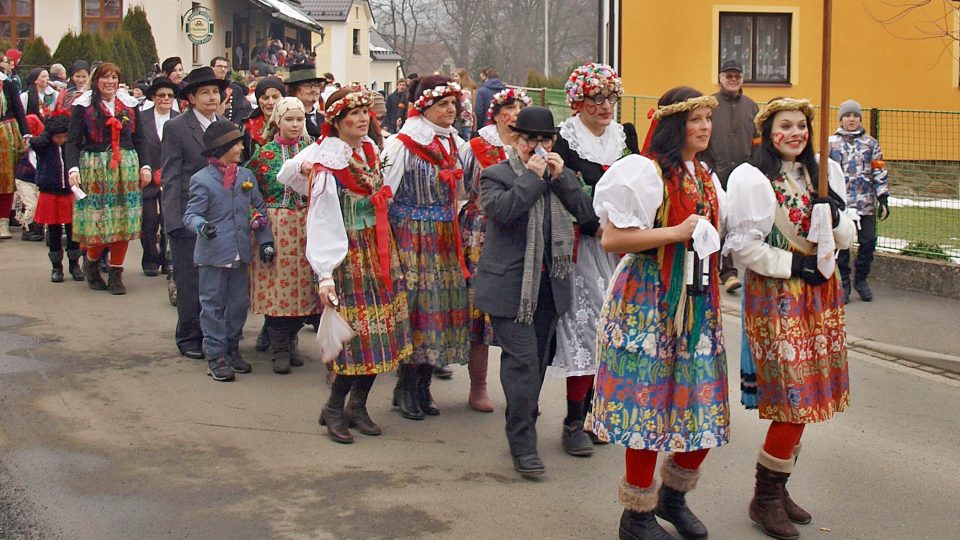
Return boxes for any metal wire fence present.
[525,88,960,263]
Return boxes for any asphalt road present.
[0,241,958,540]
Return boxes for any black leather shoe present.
[433,364,454,379]
[180,346,205,360]
[854,280,873,302]
[143,265,160,277]
[512,454,545,479]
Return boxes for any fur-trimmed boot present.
[784,445,812,524]
[749,450,800,540]
[618,477,673,540]
[655,456,708,540]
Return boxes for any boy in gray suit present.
[183,120,275,382]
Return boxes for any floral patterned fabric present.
[73,148,142,246]
[0,118,24,193]
[246,140,310,210]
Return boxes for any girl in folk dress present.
[592,87,728,540]
[457,87,530,412]
[0,60,29,239]
[725,98,854,540]
[66,63,148,295]
[278,88,412,443]
[380,76,469,420]
[553,63,636,457]
[246,97,321,374]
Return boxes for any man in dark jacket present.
[708,59,758,293]
[474,107,596,480]
[139,77,180,276]
[384,78,408,132]
[474,68,507,130]
[161,67,228,360]
[211,56,253,124]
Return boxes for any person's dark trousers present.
[140,195,166,272]
[838,214,877,284]
[169,230,203,352]
[491,274,558,458]
[198,265,250,359]
[719,252,737,283]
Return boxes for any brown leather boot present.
[785,445,812,524]
[346,384,382,436]
[749,451,800,540]
[618,477,673,540]
[319,394,353,444]
[467,347,494,412]
[107,267,126,295]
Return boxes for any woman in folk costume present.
[0,62,29,239]
[725,98,853,540]
[242,77,286,162]
[20,68,59,119]
[380,75,469,421]
[278,87,412,443]
[457,87,531,413]
[552,63,638,457]
[66,63,149,295]
[591,87,729,540]
[245,97,321,375]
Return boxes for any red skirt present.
[34,193,73,225]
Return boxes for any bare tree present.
[371,0,434,68]
[431,0,491,69]
[865,0,960,64]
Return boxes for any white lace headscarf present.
[263,96,306,141]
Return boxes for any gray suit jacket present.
[138,107,179,200]
[182,165,273,266]
[160,110,227,235]
[474,161,596,319]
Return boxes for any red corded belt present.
[105,117,123,170]
[396,133,470,279]
[315,141,395,292]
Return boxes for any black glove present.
[790,254,828,286]
[877,194,890,221]
[197,222,217,239]
[259,242,275,263]
[812,196,840,228]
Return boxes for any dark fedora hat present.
[285,63,325,85]
[202,119,243,157]
[509,106,560,137]
[146,76,178,101]
[180,66,229,98]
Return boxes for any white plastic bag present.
[316,308,355,364]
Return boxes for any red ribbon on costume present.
[396,132,470,279]
[641,107,658,156]
[106,116,123,170]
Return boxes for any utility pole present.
[544,0,550,76]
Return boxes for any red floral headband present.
[409,82,462,117]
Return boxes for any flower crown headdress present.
[410,82,462,116]
[754,98,815,134]
[564,63,623,107]
[651,95,719,121]
[486,88,532,122]
[324,87,373,125]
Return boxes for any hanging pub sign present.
[184,6,215,45]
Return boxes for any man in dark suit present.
[474,107,597,479]
[160,67,229,360]
[139,77,179,276]
[210,56,252,124]
[285,64,326,138]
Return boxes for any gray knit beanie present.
[838,99,862,121]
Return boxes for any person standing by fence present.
[829,99,890,303]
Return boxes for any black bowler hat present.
[202,119,243,157]
[720,59,744,73]
[180,66,229,98]
[509,106,560,137]
[146,76,178,101]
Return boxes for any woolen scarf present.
[208,158,238,190]
[507,155,575,324]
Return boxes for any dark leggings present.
[47,224,79,252]
[330,373,377,399]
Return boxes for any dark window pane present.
[105,21,119,32]
[15,0,29,17]
[0,21,10,38]
[0,0,11,16]
[85,0,100,17]
[15,20,30,39]
[104,0,120,18]
[755,15,790,82]
[86,21,99,34]
[719,14,753,81]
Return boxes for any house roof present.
[369,29,402,62]
[300,0,365,21]
[248,0,324,33]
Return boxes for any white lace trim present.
[72,89,139,109]
[313,135,374,170]
[478,124,504,147]
[399,115,457,146]
[559,115,626,166]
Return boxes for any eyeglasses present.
[722,72,744,80]
[589,92,620,105]
[154,92,175,100]
[518,134,556,146]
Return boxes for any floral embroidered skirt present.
[459,200,494,346]
[742,269,850,423]
[0,118,24,194]
[591,254,730,452]
[250,207,322,318]
[333,225,412,375]
[73,149,142,246]
[390,215,469,367]
[552,234,619,378]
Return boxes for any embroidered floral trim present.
[313,135,376,170]
[485,87,531,122]
[324,87,373,125]
[772,171,813,236]
[478,124,504,148]
[412,82,462,113]
[565,63,622,106]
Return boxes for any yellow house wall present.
[342,1,372,85]
[621,1,960,160]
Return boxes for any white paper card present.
[71,185,86,200]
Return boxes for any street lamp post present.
[544,0,549,77]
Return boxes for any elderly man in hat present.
[138,77,180,276]
[183,119,274,382]
[160,66,229,360]
[474,106,596,479]
[708,58,758,293]
[286,63,326,138]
